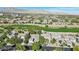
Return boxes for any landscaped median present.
[0,24,79,32]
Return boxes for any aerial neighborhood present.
[0,7,79,51]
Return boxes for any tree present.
[14,36,20,44]
[6,38,15,44]
[45,39,49,45]
[4,26,14,30]
[6,35,20,44]
[39,36,46,45]
[24,33,31,44]
[37,30,42,35]
[63,42,67,47]
[38,17,43,23]
[0,32,8,42]
[72,42,75,47]
[59,40,62,44]
[71,20,79,23]
[45,25,48,28]
[29,30,36,34]
[51,38,56,44]
[24,37,29,44]
[0,41,6,49]
[16,44,26,51]
[73,45,79,51]
[32,42,41,51]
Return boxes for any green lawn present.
[0,24,79,32]
[44,27,79,32]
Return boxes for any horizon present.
[0,7,79,15]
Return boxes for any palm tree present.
[24,33,31,44]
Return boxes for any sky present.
[1,7,79,15]
[16,7,79,14]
